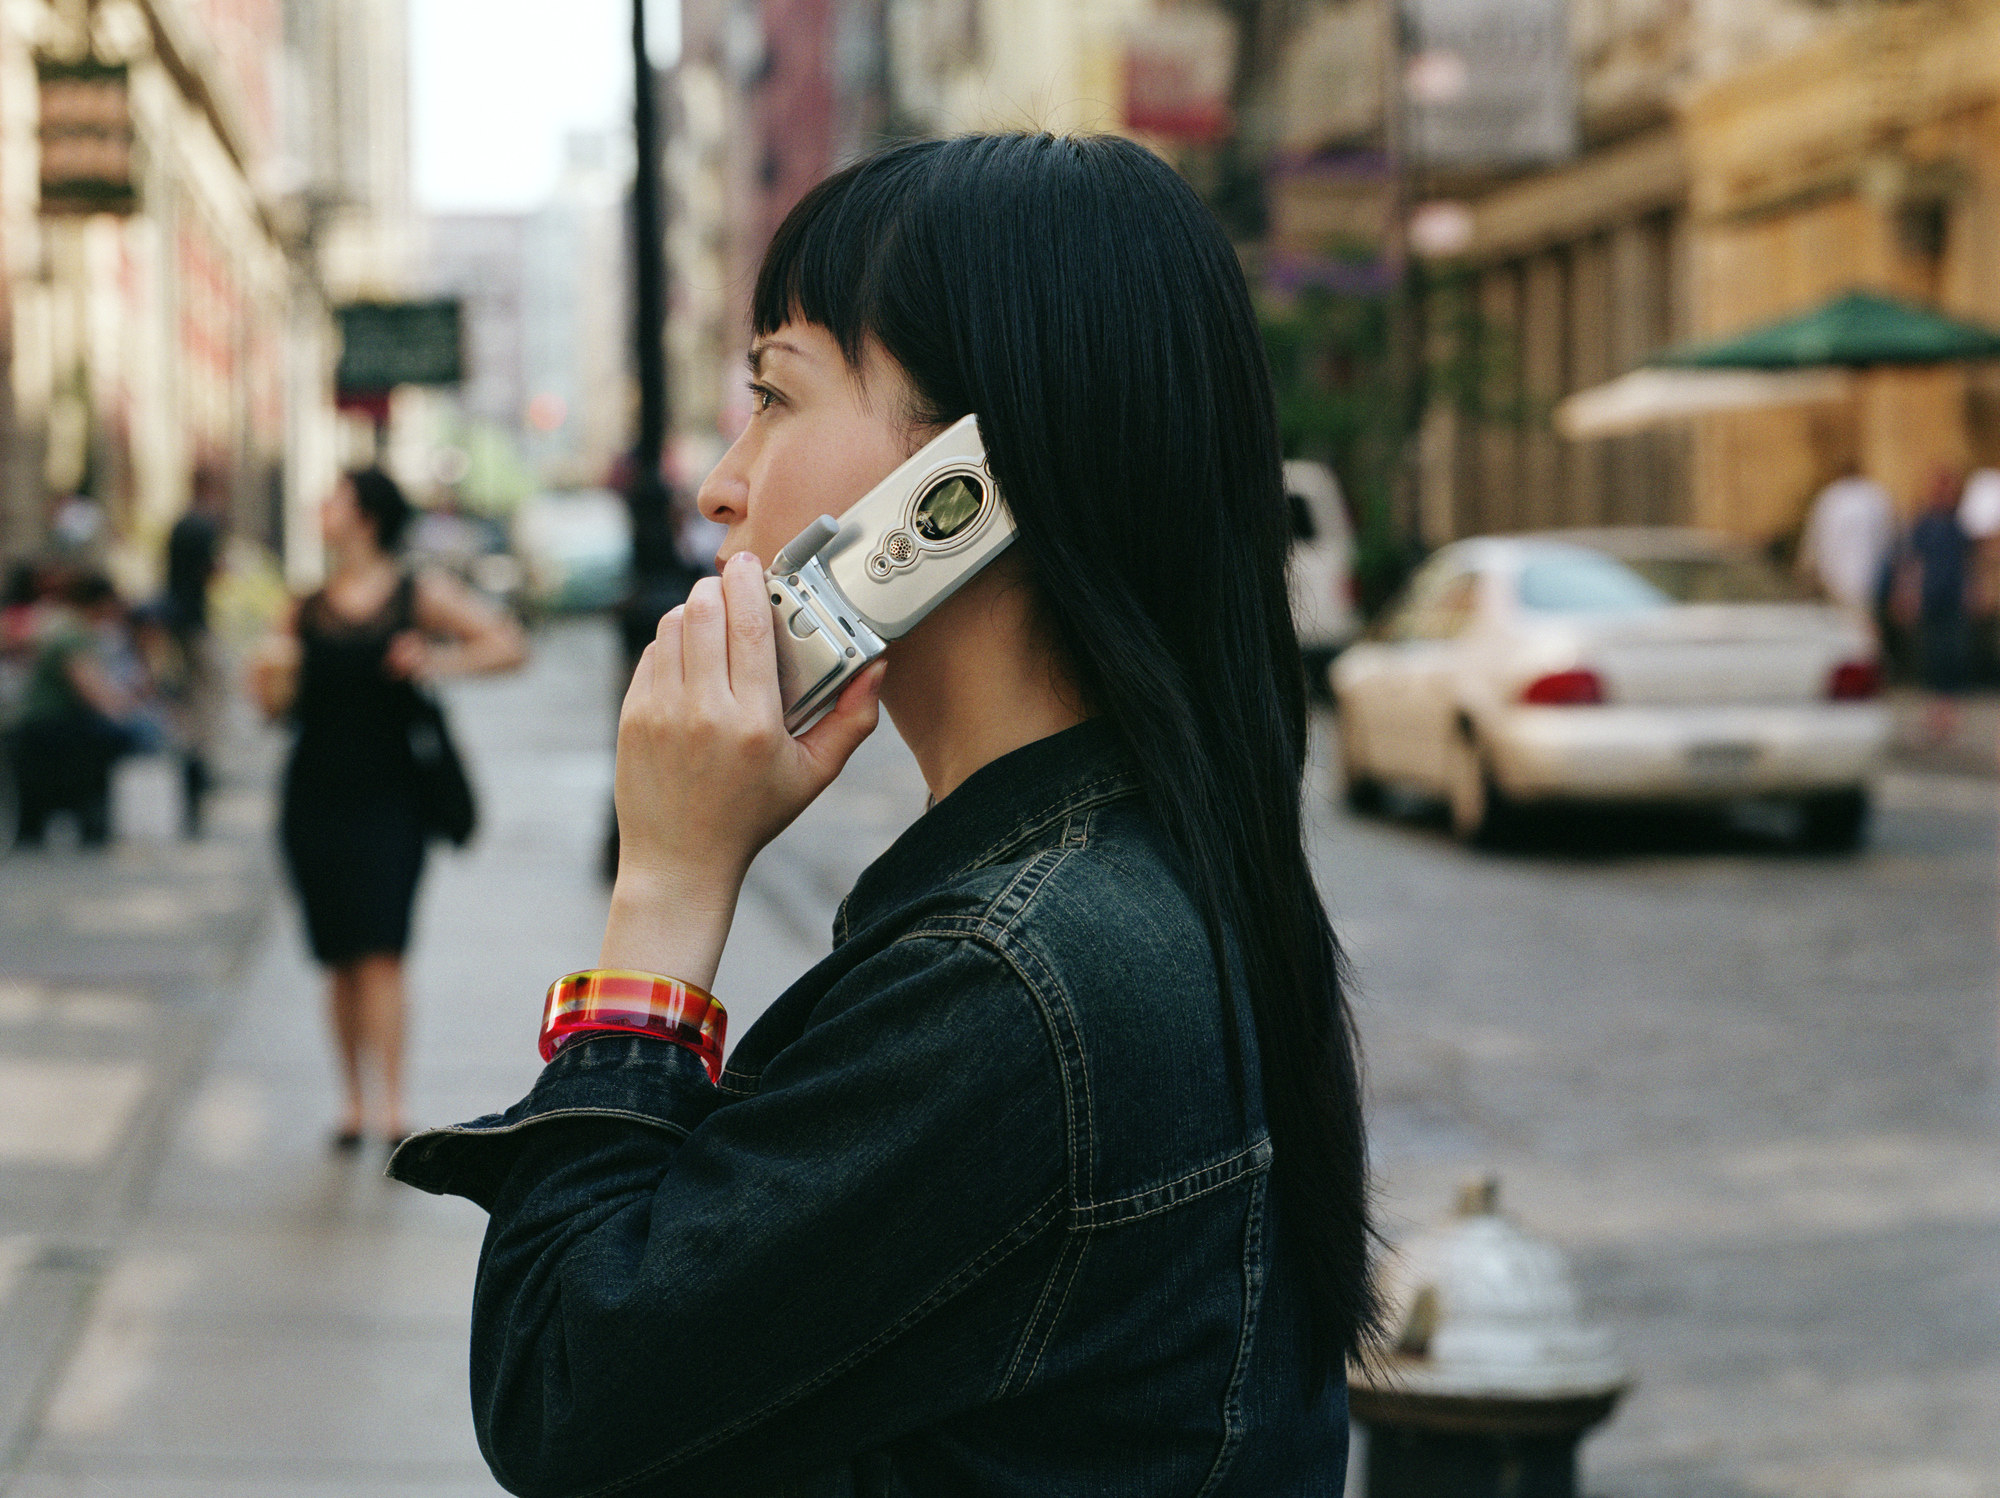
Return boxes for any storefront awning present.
[1650,289,2000,369]
[1554,368,1852,440]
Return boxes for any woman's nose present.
[697,438,751,527]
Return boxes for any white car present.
[1330,529,1892,850]
[1285,459,1359,686]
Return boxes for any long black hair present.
[347,466,413,552]
[755,133,1376,1373]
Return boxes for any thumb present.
[796,660,886,778]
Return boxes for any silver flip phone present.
[767,414,1016,733]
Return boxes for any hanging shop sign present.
[39,59,137,215]
[1123,9,1236,143]
[336,300,464,395]
[1403,0,1575,168]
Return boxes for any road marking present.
[63,887,201,935]
[0,1057,149,1165]
[0,985,149,1030]
[42,1251,197,1438]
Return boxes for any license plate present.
[1686,742,1760,773]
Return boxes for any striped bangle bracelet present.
[538,968,727,1082]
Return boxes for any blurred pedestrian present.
[8,572,151,847]
[1799,464,1895,615]
[164,465,228,836]
[390,134,1372,1491]
[1901,468,1974,744]
[1957,467,2000,684]
[249,468,526,1149]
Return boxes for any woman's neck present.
[328,540,391,583]
[880,560,1089,804]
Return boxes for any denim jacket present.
[390,719,1348,1497]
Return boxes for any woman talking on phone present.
[392,134,1374,1494]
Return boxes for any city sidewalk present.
[0,618,928,1497]
[1886,688,2000,779]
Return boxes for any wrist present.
[599,860,743,990]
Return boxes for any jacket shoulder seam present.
[891,916,1095,1209]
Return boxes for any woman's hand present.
[245,629,301,721]
[599,551,885,988]
[383,630,432,681]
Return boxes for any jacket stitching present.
[1073,1137,1273,1227]
[980,850,1052,933]
[1001,1226,1080,1396]
[1193,1172,1267,1498]
[890,918,1095,1210]
[1022,1231,1090,1389]
[984,898,1098,1207]
[954,773,1135,879]
[970,846,1100,1206]
[1000,1238,1064,1392]
[582,1188,1065,1496]
[915,847,1099,1208]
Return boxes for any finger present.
[797,659,885,778]
[722,552,780,709]
[648,606,684,700]
[680,578,728,699]
[624,638,656,709]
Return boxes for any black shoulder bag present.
[407,688,477,847]
[389,574,477,847]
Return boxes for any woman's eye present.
[749,383,777,413]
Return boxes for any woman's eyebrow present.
[747,338,806,376]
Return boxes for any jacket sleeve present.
[389,933,1068,1497]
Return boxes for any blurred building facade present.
[424,133,629,495]
[1396,0,2000,546]
[0,0,413,588]
[661,0,1228,467]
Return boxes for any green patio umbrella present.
[1650,289,2000,370]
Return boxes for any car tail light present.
[1826,659,1881,701]
[1520,668,1605,706]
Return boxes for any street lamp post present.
[630,0,669,504]
[607,0,695,878]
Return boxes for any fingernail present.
[730,550,757,567]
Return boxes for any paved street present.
[0,617,1993,1496]
[1322,743,2000,1496]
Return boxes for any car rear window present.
[1620,554,1812,604]
[1517,551,1668,613]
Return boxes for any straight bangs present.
[751,153,910,362]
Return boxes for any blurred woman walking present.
[251,469,525,1148]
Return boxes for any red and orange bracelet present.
[538,969,727,1082]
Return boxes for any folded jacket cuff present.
[385,1031,721,1208]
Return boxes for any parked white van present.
[1284,459,1359,688]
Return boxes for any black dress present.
[281,575,427,965]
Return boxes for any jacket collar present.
[836,717,1139,944]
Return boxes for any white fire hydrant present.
[1349,1178,1629,1498]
